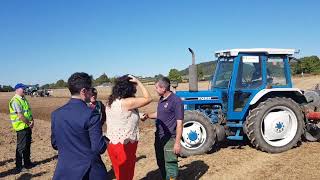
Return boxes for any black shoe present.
[24,162,36,169]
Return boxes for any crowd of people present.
[8,72,184,180]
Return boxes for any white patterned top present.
[105,99,140,144]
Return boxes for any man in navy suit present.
[51,72,109,180]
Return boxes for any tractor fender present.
[249,88,306,106]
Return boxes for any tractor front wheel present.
[180,110,216,157]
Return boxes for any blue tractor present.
[176,48,320,156]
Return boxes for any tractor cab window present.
[236,56,263,89]
[267,57,287,86]
[212,58,234,88]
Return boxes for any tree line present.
[1,56,319,92]
[0,85,14,92]
[0,73,115,91]
[291,56,320,75]
[41,73,115,89]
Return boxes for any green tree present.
[179,61,217,78]
[55,79,68,88]
[109,77,117,84]
[41,84,50,89]
[198,68,204,80]
[49,83,56,89]
[94,73,110,86]
[291,56,320,75]
[1,85,14,92]
[154,74,164,79]
[168,69,182,83]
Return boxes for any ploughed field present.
[1,77,320,179]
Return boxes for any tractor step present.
[226,129,243,140]
[227,135,243,140]
[226,122,243,128]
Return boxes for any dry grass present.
[292,75,320,90]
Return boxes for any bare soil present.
[1,112,320,180]
[1,78,320,179]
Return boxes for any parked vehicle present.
[25,84,51,97]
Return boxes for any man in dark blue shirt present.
[51,72,109,180]
[145,77,184,180]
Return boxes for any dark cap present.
[14,83,27,90]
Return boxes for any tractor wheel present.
[180,110,216,157]
[304,90,320,110]
[245,97,304,153]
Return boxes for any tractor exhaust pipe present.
[188,48,198,92]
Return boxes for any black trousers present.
[16,127,32,168]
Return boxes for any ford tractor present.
[176,48,320,156]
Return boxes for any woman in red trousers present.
[105,75,152,180]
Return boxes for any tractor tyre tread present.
[245,97,304,153]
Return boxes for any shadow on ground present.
[0,158,15,167]
[33,154,58,166]
[17,171,48,180]
[0,155,57,178]
[140,160,209,180]
[208,137,251,154]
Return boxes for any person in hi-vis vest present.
[9,83,35,173]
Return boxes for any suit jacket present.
[51,98,109,180]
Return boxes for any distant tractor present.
[25,84,51,97]
[176,48,320,156]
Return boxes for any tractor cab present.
[213,48,295,121]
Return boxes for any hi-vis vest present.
[9,95,33,131]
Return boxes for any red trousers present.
[107,142,138,180]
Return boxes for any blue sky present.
[0,0,319,86]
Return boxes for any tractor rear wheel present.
[180,110,216,157]
[245,97,304,153]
